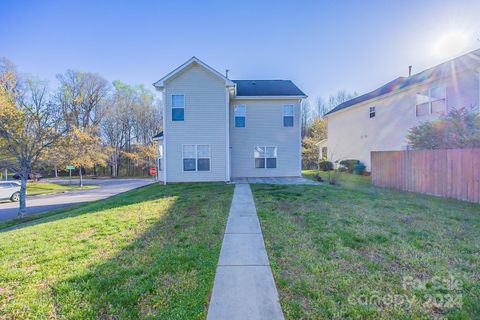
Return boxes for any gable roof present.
[325,48,480,117]
[233,80,306,97]
[153,57,235,89]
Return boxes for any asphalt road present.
[0,178,156,222]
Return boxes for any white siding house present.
[324,49,480,171]
[153,57,306,183]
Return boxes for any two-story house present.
[153,57,306,183]
[324,48,480,171]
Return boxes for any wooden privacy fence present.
[371,149,480,203]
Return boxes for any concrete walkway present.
[207,183,284,320]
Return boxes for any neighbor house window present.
[234,105,246,127]
[183,144,210,171]
[369,106,376,118]
[254,146,277,169]
[172,94,185,121]
[416,85,446,117]
[283,105,294,127]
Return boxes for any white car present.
[0,181,21,202]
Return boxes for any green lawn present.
[252,170,480,319]
[27,182,97,196]
[0,183,233,319]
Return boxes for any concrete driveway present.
[0,178,155,222]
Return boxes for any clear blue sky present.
[2,0,480,101]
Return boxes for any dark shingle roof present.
[152,131,163,139]
[325,48,480,116]
[233,80,306,97]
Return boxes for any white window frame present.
[254,146,277,169]
[283,104,294,127]
[234,105,246,128]
[182,144,211,172]
[171,94,185,121]
[415,85,446,117]
[369,106,376,118]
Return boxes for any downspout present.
[225,87,231,182]
[162,88,167,185]
[298,98,303,176]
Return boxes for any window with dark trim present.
[283,105,294,127]
[172,95,185,121]
[234,105,246,128]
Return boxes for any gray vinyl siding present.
[229,99,302,178]
[164,64,227,182]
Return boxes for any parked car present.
[13,172,42,181]
[0,181,21,202]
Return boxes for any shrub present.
[339,159,360,173]
[319,160,333,171]
[314,173,324,182]
[407,107,480,149]
[353,163,366,175]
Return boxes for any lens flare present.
[434,31,469,58]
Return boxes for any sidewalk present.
[207,183,284,320]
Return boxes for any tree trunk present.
[54,165,58,178]
[18,165,28,218]
[79,167,83,187]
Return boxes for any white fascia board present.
[153,57,235,89]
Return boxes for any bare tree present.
[0,59,65,216]
[301,99,312,139]
[55,70,110,182]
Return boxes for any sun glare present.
[434,31,469,58]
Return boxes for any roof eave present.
[153,57,235,89]
[233,95,307,100]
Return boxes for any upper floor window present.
[234,105,246,127]
[283,105,294,127]
[172,95,185,121]
[254,146,277,169]
[183,144,210,172]
[416,85,446,117]
[369,106,376,118]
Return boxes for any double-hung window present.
[415,85,446,117]
[283,105,294,127]
[183,145,210,171]
[172,95,185,121]
[369,106,376,118]
[234,105,246,128]
[254,146,277,169]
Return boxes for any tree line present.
[0,58,162,215]
[300,90,357,169]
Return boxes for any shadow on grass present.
[1,183,233,319]
[0,184,155,231]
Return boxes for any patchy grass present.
[252,177,480,319]
[0,183,233,319]
[28,182,97,196]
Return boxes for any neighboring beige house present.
[153,57,306,183]
[324,49,480,171]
